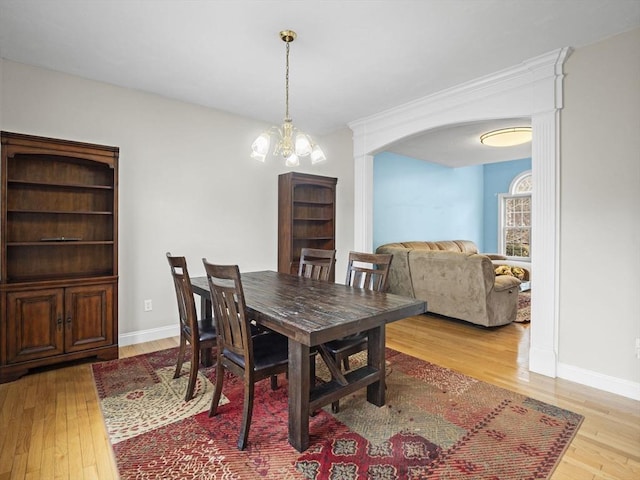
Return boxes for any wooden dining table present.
[191,270,426,452]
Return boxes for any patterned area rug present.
[516,290,531,323]
[92,347,582,479]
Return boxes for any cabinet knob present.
[66,317,72,326]
[57,317,63,329]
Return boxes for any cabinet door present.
[6,289,65,363]
[64,284,114,352]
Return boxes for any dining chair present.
[166,252,217,402]
[323,251,393,412]
[203,259,289,450]
[297,248,336,390]
[298,248,336,281]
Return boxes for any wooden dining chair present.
[203,259,289,450]
[323,251,393,412]
[296,248,336,389]
[298,248,336,281]
[166,252,217,402]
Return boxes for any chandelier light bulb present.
[285,153,299,167]
[295,133,312,156]
[250,150,267,162]
[310,144,326,164]
[251,133,271,156]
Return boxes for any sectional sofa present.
[375,240,521,327]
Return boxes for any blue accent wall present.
[482,158,531,253]
[373,152,484,250]
[373,152,531,253]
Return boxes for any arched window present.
[498,171,532,259]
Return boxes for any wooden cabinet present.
[0,132,118,383]
[278,172,337,279]
[5,283,113,364]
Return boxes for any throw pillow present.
[495,265,526,280]
[494,265,513,277]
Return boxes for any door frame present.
[349,47,571,378]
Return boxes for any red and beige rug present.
[92,347,581,479]
[516,290,531,323]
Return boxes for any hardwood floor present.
[0,315,638,479]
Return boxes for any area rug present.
[516,290,531,323]
[92,347,582,479]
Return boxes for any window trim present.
[498,170,532,260]
[510,170,532,194]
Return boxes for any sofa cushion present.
[388,240,479,254]
[401,241,445,251]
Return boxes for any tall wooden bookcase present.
[278,172,337,280]
[0,132,119,383]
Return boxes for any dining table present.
[190,270,426,452]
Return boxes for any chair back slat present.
[203,261,253,361]
[345,251,393,292]
[298,248,336,281]
[166,253,200,347]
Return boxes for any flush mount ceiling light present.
[479,127,532,147]
[251,30,326,167]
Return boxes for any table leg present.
[288,339,310,452]
[366,324,386,406]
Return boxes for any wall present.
[559,28,640,388]
[482,158,531,253]
[0,59,355,344]
[373,152,483,250]
[373,152,530,254]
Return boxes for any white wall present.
[0,60,355,343]
[558,28,640,389]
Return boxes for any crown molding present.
[349,48,571,157]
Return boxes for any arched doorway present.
[349,48,571,378]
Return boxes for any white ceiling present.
[1,0,639,166]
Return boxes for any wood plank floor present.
[0,315,638,479]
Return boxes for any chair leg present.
[184,341,200,402]
[270,375,278,390]
[237,376,255,450]
[208,357,225,417]
[173,333,187,379]
[309,355,320,417]
[310,356,316,388]
[331,352,343,413]
[342,356,350,371]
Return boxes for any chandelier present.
[251,30,326,166]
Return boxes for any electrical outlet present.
[144,299,153,312]
[636,338,640,359]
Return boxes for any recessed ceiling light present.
[480,127,532,147]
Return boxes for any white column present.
[529,109,560,377]
[353,154,374,252]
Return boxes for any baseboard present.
[119,325,179,347]
[529,346,557,378]
[557,362,640,401]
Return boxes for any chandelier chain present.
[284,41,290,121]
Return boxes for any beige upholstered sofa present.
[375,240,521,327]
